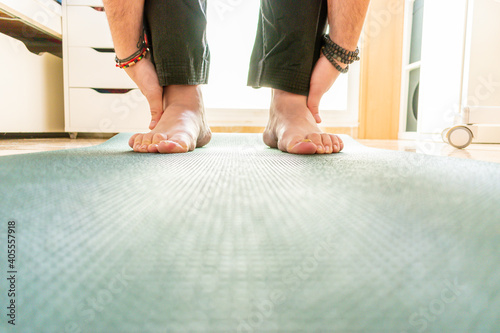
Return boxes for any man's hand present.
[102,0,162,130]
[308,0,370,123]
[307,55,342,124]
[124,56,163,130]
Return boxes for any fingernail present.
[150,120,157,127]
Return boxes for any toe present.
[157,133,192,154]
[149,133,167,153]
[133,134,144,152]
[157,141,189,154]
[329,134,341,153]
[138,133,154,153]
[148,144,159,153]
[152,133,168,144]
[285,136,318,155]
[321,134,333,154]
[129,133,140,149]
[337,135,344,151]
[306,133,325,154]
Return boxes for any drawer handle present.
[91,6,105,12]
[92,48,115,53]
[92,88,133,94]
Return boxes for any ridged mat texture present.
[0,133,499,333]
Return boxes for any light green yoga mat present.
[0,133,499,332]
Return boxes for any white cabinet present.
[401,0,500,140]
[0,1,64,133]
[62,0,149,133]
[461,0,500,119]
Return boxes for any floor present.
[1,134,500,164]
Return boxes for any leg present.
[248,0,341,155]
[248,0,327,96]
[129,0,212,153]
[144,0,210,86]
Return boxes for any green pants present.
[144,0,328,96]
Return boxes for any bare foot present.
[263,89,344,155]
[128,85,212,153]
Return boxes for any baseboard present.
[210,126,359,138]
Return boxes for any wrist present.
[115,46,142,60]
[116,47,148,69]
[115,28,148,65]
[328,33,358,53]
[332,57,348,69]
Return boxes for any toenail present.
[302,139,312,143]
[325,146,330,152]
[141,145,148,149]
[333,145,339,152]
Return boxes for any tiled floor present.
[1,134,500,164]
[357,139,500,164]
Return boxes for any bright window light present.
[204,0,348,112]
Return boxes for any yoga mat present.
[0,133,499,333]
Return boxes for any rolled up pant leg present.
[247,0,328,96]
[144,0,210,86]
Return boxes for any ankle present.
[272,89,307,104]
[165,85,203,107]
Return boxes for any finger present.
[144,86,163,130]
[307,89,323,124]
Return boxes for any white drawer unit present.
[66,0,104,6]
[68,47,136,88]
[66,5,113,48]
[68,88,149,132]
[0,1,64,133]
[62,0,147,134]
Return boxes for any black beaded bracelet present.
[322,35,360,65]
[322,47,349,74]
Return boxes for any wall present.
[358,0,405,139]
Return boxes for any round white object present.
[447,126,473,149]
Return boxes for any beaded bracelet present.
[322,34,360,74]
[322,47,350,74]
[115,30,149,69]
[115,47,148,69]
[322,35,360,64]
[322,44,359,66]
